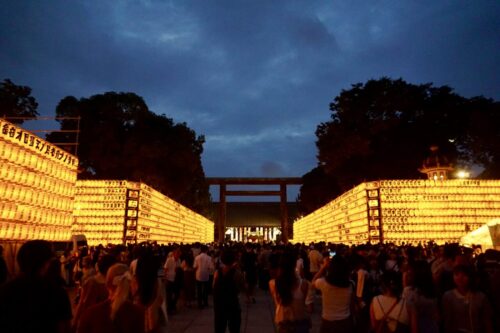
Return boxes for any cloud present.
[0,0,498,188]
[260,161,286,177]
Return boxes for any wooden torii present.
[206,177,302,242]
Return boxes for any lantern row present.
[73,180,214,246]
[0,120,78,242]
[293,180,500,245]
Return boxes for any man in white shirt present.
[193,245,214,309]
[164,247,181,314]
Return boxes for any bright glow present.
[0,119,78,241]
[460,220,499,249]
[73,180,214,246]
[293,179,500,245]
[456,170,470,179]
[225,226,281,242]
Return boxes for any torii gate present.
[206,177,302,243]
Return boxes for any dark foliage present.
[299,77,500,214]
[46,92,211,215]
[0,79,39,124]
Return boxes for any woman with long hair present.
[77,263,144,333]
[312,255,355,333]
[133,252,167,333]
[402,260,439,333]
[269,251,313,333]
[370,271,412,333]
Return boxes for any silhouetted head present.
[326,255,350,288]
[97,254,117,276]
[381,270,403,297]
[220,249,236,266]
[17,240,54,277]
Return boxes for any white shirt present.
[313,278,352,321]
[164,253,179,282]
[372,295,409,331]
[193,252,213,282]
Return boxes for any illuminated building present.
[212,202,299,242]
[73,180,214,245]
[419,145,454,181]
[293,179,500,245]
[0,119,79,241]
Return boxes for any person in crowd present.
[308,244,323,280]
[0,240,72,333]
[81,255,96,284]
[129,246,142,276]
[213,249,245,333]
[368,257,383,297]
[352,253,371,333]
[60,248,72,286]
[385,249,400,272]
[312,255,355,333]
[193,245,214,309]
[181,252,196,308]
[74,255,96,305]
[241,243,257,303]
[442,264,493,333]
[134,252,167,333]
[73,254,117,330]
[164,247,181,315]
[77,263,145,333]
[257,244,272,290]
[434,244,457,296]
[45,256,66,287]
[296,249,305,279]
[402,260,439,333]
[370,271,412,333]
[269,251,313,333]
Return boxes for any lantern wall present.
[0,119,78,241]
[73,180,214,246]
[293,179,500,245]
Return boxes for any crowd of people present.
[0,239,498,333]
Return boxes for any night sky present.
[1,1,499,201]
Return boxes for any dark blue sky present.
[1,1,499,201]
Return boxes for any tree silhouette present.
[47,92,211,215]
[299,77,500,214]
[0,79,39,124]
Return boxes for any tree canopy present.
[46,92,211,215]
[298,77,500,214]
[0,79,39,124]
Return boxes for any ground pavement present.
[167,289,323,333]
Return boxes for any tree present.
[0,79,39,124]
[299,77,500,214]
[47,92,211,215]
[297,167,340,214]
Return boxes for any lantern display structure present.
[0,119,78,241]
[293,179,500,245]
[73,180,214,246]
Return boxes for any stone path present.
[166,289,323,333]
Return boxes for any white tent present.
[460,219,500,250]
